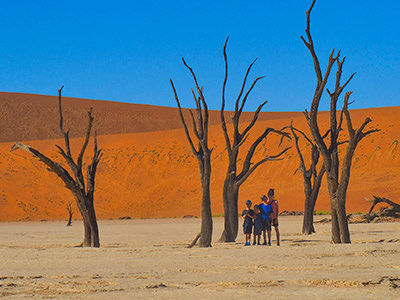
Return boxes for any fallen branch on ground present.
[348,196,400,223]
[368,196,400,214]
[187,233,201,248]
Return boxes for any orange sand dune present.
[0,104,399,221]
[0,91,299,143]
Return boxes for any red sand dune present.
[0,92,399,221]
[0,91,299,143]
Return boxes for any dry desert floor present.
[1,217,400,299]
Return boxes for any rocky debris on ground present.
[279,211,304,216]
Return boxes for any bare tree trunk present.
[301,0,378,243]
[290,124,325,235]
[171,59,213,248]
[303,166,325,234]
[66,201,73,226]
[219,37,290,242]
[219,178,232,242]
[11,86,102,247]
[66,214,73,227]
[219,179,238,242]
[87,203,100,247]
[82,217,92,247]
[302,180,324,235]
[302,181,315,234]
[76,195,99,247]
[337,200,350,243]
[330,204,340,243]
[199,158,212,247]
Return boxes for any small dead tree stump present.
[66,201,73,226]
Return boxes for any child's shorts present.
[262,220,272,231]
[253,226,262,235]
[243,221,253,234]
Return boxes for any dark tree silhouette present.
[289,122,325,234]
[66,201,74,226]
[11,86,102,247]
[368,196,400,214]
[219,37,290,242]
[301,0,379,243]
[170,59,213,247]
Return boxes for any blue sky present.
[1,1,399,112]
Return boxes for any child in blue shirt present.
[242,200,254,246]
[259,195,273,245]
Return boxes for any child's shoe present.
[268,242,271,246]
[257,242,261,245]
[262,241,267,245]
[244,242,250,246]
[252,241,256,245]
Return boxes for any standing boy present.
[268,188,280,246]
[242,200,254,246]
[259,195,273,245]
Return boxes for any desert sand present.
[1,217,399,299]
[0,97,399,221]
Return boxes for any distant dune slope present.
[0,100,399,221]
[0,91,300,143]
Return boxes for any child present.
[268,188,280,246]
[253,205,263,245]
[242,200,254,246]
[260,195,273,245]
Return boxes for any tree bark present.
[10,86,102,247]
[171,59,213,247]
[219,178,239,242]
[337,200,350,243]
[199,154,213,247]
[301,0,378,243]
[66,201,73,226]
[303,165,325,234]
[219,37,290,242]
[302,181,315,234]
[330,204,341,243]
[66,213,73,227]
[290,124,325,235]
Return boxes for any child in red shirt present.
[268,188,280,246]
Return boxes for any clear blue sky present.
[1,1,399,112]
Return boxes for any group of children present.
[242,188,280,246]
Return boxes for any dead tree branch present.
[10,86,102,247]
[368,196,400,214]
[170,58,213,248]
[219,37,291,242]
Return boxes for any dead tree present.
[170,59,213,248]
[290,122,325,234]
[301,0,379,243]
[66,201,74,226]
[11,86,102,247]
[219,37,290,242]
[368,196,400,214]
[348,196,400,223]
